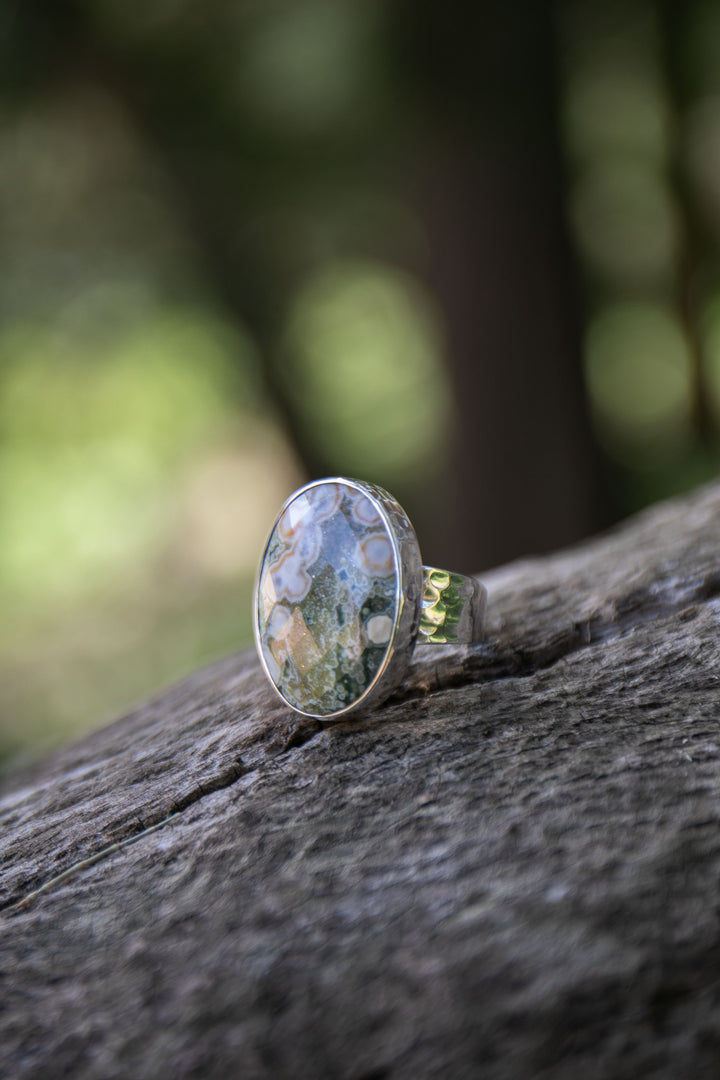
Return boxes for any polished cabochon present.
[254,478,423,719]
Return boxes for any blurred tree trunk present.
[394,0,608,569]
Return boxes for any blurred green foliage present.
[286,260,450,486]
[584,302,692,461]
[0,308,252,611]
[563,0,720,508]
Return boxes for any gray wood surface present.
[3,483,720,1079]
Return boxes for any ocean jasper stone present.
[255,479,421,718]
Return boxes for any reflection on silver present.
[418,569,486,645]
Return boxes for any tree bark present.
[4,483,720,1078]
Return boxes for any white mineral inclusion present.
[366,614,393,645]
[257,480,400,715]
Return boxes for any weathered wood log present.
[3,483,720,1079]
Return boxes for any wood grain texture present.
[4,483,720,1079]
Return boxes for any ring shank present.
[417,567,486,645]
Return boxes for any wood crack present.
[4,812,182,914]
[1,759,253,915]
[2,720,325,914]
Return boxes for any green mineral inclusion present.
[257,481,399,716]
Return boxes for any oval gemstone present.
[256,480,399,716]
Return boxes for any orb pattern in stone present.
[256,481,399,716]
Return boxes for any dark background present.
[3,0,720,764]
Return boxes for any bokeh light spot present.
[286,259,452,487]
[236,2,378,134]
[584,302,693,462]
[571,160,678,287]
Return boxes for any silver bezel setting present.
[253,477,423,721]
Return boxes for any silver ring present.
[254,477,486,720]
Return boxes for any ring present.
[254,477,486,720]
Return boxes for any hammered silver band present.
[419,568,486,645]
